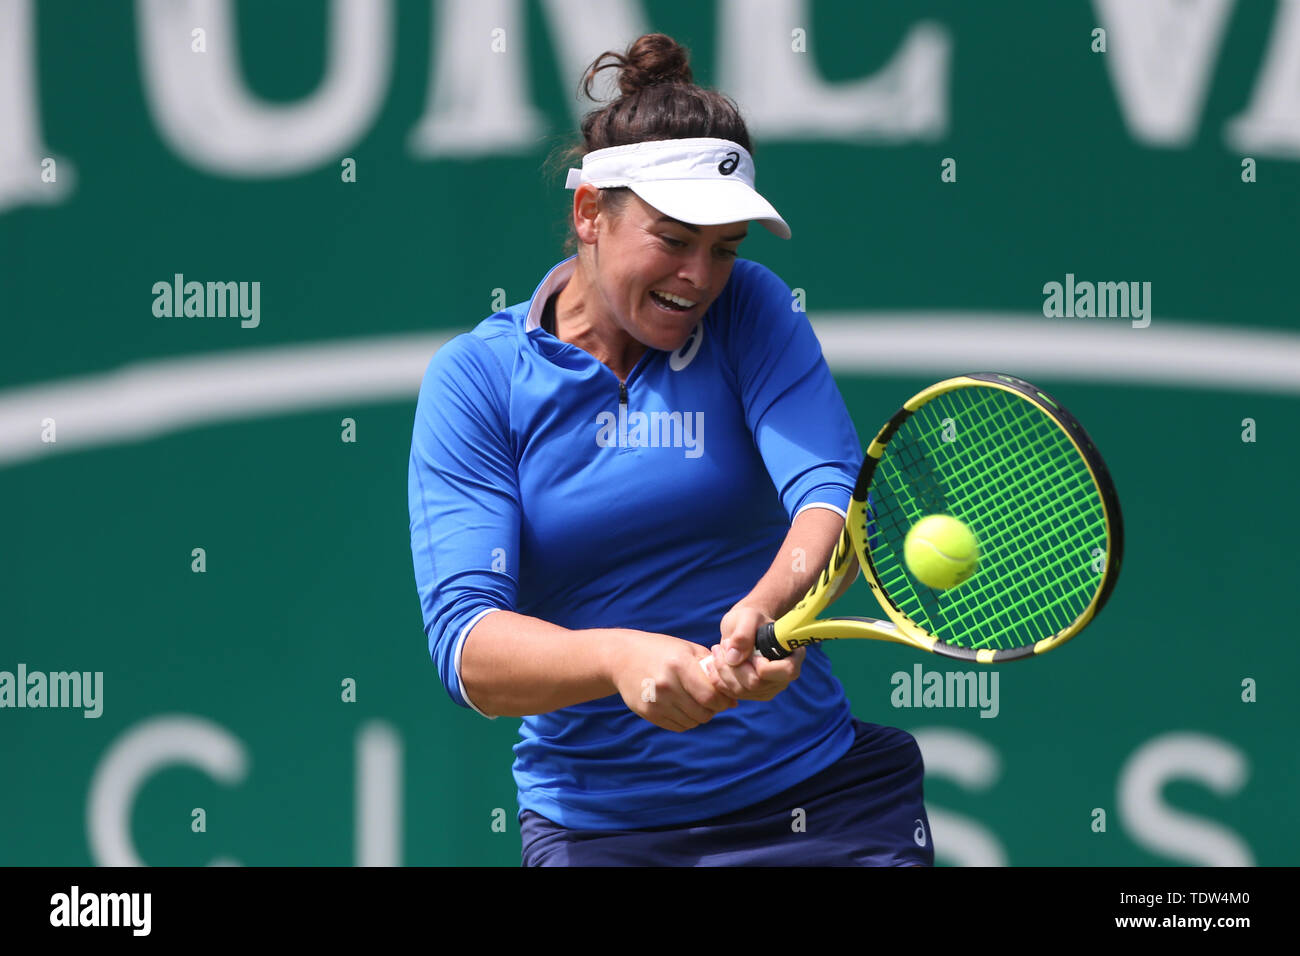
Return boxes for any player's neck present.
[553,277,646,382]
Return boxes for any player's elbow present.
[426,603,503,717]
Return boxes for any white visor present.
[565,137,791,240]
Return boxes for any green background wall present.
[2,0,1296,865]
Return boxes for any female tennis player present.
[408,32,932,866]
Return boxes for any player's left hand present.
[701,604,805,702]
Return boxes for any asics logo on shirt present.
[669,323,704,371]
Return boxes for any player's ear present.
[573,185,601,242]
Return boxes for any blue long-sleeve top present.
[409,254,861,829]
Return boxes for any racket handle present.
[756,623,792,661]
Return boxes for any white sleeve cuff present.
[793,501,848,521]
[453,608,500,719]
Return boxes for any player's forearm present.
[458,610,619,717]
[740,506,857,620]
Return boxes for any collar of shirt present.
[524,255,578,333]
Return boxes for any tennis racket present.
[755,372,1123,663]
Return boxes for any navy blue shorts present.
[519,718,932,866]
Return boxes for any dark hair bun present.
[583,33,693,100]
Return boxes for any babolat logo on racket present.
[787,637,828,649]
[717,151,740,175]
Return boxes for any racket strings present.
[866,386,1108,649]
[921,391,1102,638]
[909,396,1098,645]
[906,401,1100,646]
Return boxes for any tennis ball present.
[904,515,979,590]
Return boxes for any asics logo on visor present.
[717,151,740,176]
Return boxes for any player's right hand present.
[606,630,739,732]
